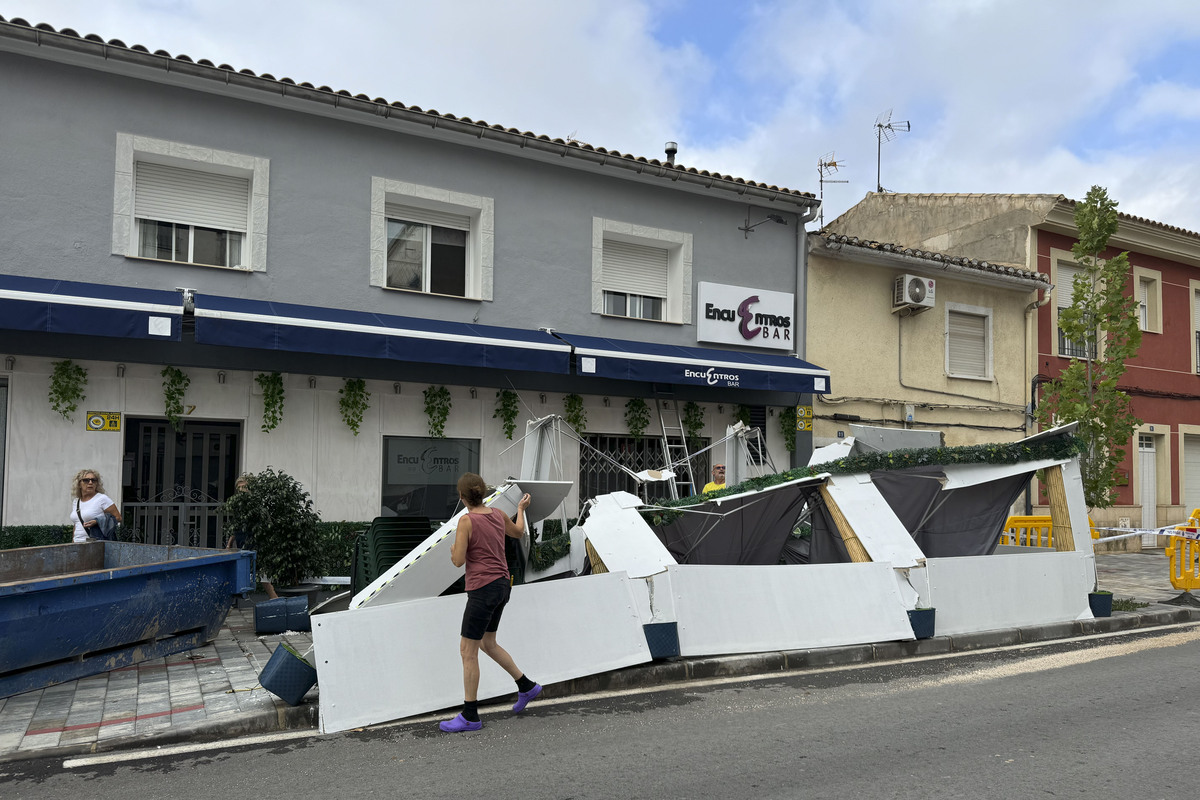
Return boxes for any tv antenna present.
[817,152,848,228]
[874,109,910,193]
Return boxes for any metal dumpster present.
[0,540,256,698]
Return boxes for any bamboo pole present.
[819,486,872,563]
[1044,465,1077,551]
[585,539,608,574]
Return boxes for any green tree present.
[1037,186,1142,508]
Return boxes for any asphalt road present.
[4,625,1199,800]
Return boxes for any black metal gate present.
[579,433,709,510]
[120,419,241,548]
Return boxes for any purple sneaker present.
[512,684,542,713]
[439,713,482,732]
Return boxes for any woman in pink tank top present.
[439,473,543,733]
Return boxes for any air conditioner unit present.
[892,274,936,312]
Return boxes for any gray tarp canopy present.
[650,479,823,565]
[809,465,1033,563]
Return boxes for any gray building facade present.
[0,16,827,537]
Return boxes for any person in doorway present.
[69,469,122,542]
[225,473,278,599]
[702,463,727,494]
[440,472,541,733]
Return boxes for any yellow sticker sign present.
[85,411,121,432]
[795,405,813,432]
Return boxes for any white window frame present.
[112,133,269,272]
[1051,248,1097,360]
[1191,280,1200,375]
[1133,266,1162,334]
[944,302,993,381]
[370,177,493,301]
[592,218,692,324]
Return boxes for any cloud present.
[8,0,1200,231]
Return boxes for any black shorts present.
[460,577,511,640]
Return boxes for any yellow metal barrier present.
[1001,515,1098,547]
[1165,529,1200,591]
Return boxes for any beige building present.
[807,231,1050,449]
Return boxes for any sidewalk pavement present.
[2,552,1198,763]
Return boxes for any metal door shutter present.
[602,240,668,298]
[134,162,250,232]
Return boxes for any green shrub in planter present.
[224,468,324,588]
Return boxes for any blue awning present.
[193,294,571,375]
[0,274,183,340]
[555,332,831,394]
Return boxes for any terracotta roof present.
[818,232,1051,286]
[0,16,817,208]
[836,192,1200,242]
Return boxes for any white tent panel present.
[823,474,927,568]
[669,563,914,656]
[315,571,653,733]
[939,458,1067,490]
[923,551,1093,635]
[582,492,677,579]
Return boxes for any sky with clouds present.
[7,0,1200,232]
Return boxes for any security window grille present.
[745,405,767,466]
[1056,262,1095,359]
[385,204,469,297]
[580,434,708,508]
[134,161,249,268]
[602,240,668,321]
[948,311,988,378]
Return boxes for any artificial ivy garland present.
[682,401,705,450]
[780,406,798,452]
[256,372,285,433]
[563,393,587,432]
[624,397,651,440]
[733,404,753,427]
[644,434,1086,527]
[423,385,452,438]
[48,359,88,421]
[160,366,190,433]
[339,378,370,436]
[530,518,574,571]
[493,389,520,440]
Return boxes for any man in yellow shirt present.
[702,464,726,494]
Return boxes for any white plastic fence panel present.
[668,563,914,656]
[923,551,1093,635]
[315,571,652,733]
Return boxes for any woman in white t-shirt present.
[69,468,122,542]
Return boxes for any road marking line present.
[63,729,316,768]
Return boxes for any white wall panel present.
[314,571,652,733]
[924,551,1093,634]
[669,563,914,655]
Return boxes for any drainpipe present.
[792,202,821,469]
[1023,288,1053,514]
